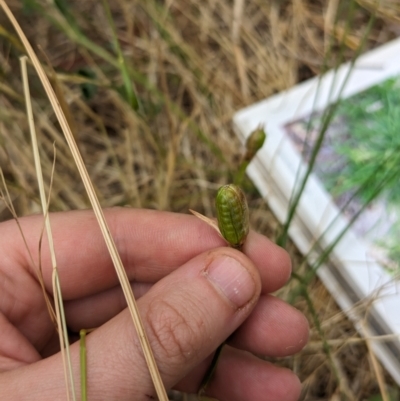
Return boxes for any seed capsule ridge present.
[215,184,249,249]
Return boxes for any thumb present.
[139,247,261,383]
[89,247,261,400]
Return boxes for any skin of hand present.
[0,208,309,401]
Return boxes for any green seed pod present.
[215,184,249,249]
[245,127,266,161]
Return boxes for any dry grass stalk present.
[362,321,391,401]
[21,55,76,401]
[0,1,168,400]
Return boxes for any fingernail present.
[206,256,256,308]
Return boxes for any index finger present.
[1,208,291,298]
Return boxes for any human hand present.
[0,208,308,400]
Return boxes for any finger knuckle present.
[145,296,206,372]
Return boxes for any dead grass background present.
[1,0,400,400]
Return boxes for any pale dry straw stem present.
[153,47,177,210]
[161,111,192,210]
[303,334,400,352]
[122,127,142,208]
[116,0,135,53]
[0,3,169,400]
[21,55,76,401]
[147,27,160,87]
[179,111,214,217]
[268,1,280,50]
[324,0,340,53]
[330,354,357,401]
[356,0,400,22]
[194,158,214,217]
[285,0,301,85]
[232,0,249,101]
[311,13,362,51]
[361,321,391,401]
[232,0,244,43]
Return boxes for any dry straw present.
[20,55,77,401]
[0,1,168,400]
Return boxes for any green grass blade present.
[80,329,87,401]
[278,3,376,247]
[101,0,141,111]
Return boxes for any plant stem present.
[277,2,376,247]
[198,342,225,401]
[80,329,87,401]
